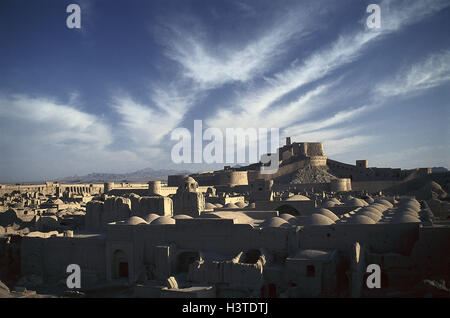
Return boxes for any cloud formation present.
[1,0,449,181]
[376,50,450,98]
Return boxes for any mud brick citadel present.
[1,139,449,298]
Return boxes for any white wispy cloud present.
[118,4,322,162]
[159,6,315,88]
[3,1,448,180]
[283,47,450,158]
[111,82,200,162]
[380,0,450,31]
[375,50,450,98]
[205,0,450,132]
[287,126,363,143]
[286,49,450,142]
[0,95,148,180]
[284,105,372,136]
[0,94,112,147]
[208,82,334,130]
[324,135,378,157]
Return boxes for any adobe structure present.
[0,139,449,298]
[179,138,432,193]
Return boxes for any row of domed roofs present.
[259,197,429,228]
[121,197,429,227]
[205,201,256,210]
[322,195,375,208]
[259,207,340,228]
[338,197,430,224]
[125,214,195,225]
[203,193,311,212]
[285,194,311,201]
[382,198,431,224]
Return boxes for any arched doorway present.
[268,284,277,298]
[276,204,300,216]
[112,249,128,279]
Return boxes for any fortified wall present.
[0,182,103,196]
[185,170,249,187]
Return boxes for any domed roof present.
[346,198,367,207]
[214,203,223,208]
[184,176,196,183]
[54,199,64,205]
[279,213,296,221]
[173,214,193,219]
[370,203,388,212]
[315,208,339,222]
[286,194,310,201]
[398,206,419,214]
[360,199,370,206]
[260,217,290,228]
[180,177,198,192]
[303,213,335,226]
[322,200,336,208]
[400,197,420,203]
[399,202,420,212]
[359,211,381,222]
[126,216,148,225]
[390,215,421,224]
[395,210,419,219]
[375,199,393,208]
[360,206,383,215]
[330,197,342,204]
[224,203,238,209]
[348,215,376,224]
[143,213,160,223]
[150,216,175,225]
[421,181,447,197]
[399,198,420,205]
[205,202,216,209]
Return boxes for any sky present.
[0,0,449,182]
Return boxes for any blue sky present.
[0,0,449,182]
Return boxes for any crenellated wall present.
[0,183,103,196]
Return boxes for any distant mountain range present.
[57,167,191,183]
[9,166,449,185]
[432,167,449,173]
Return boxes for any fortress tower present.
[172,177,206,217]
